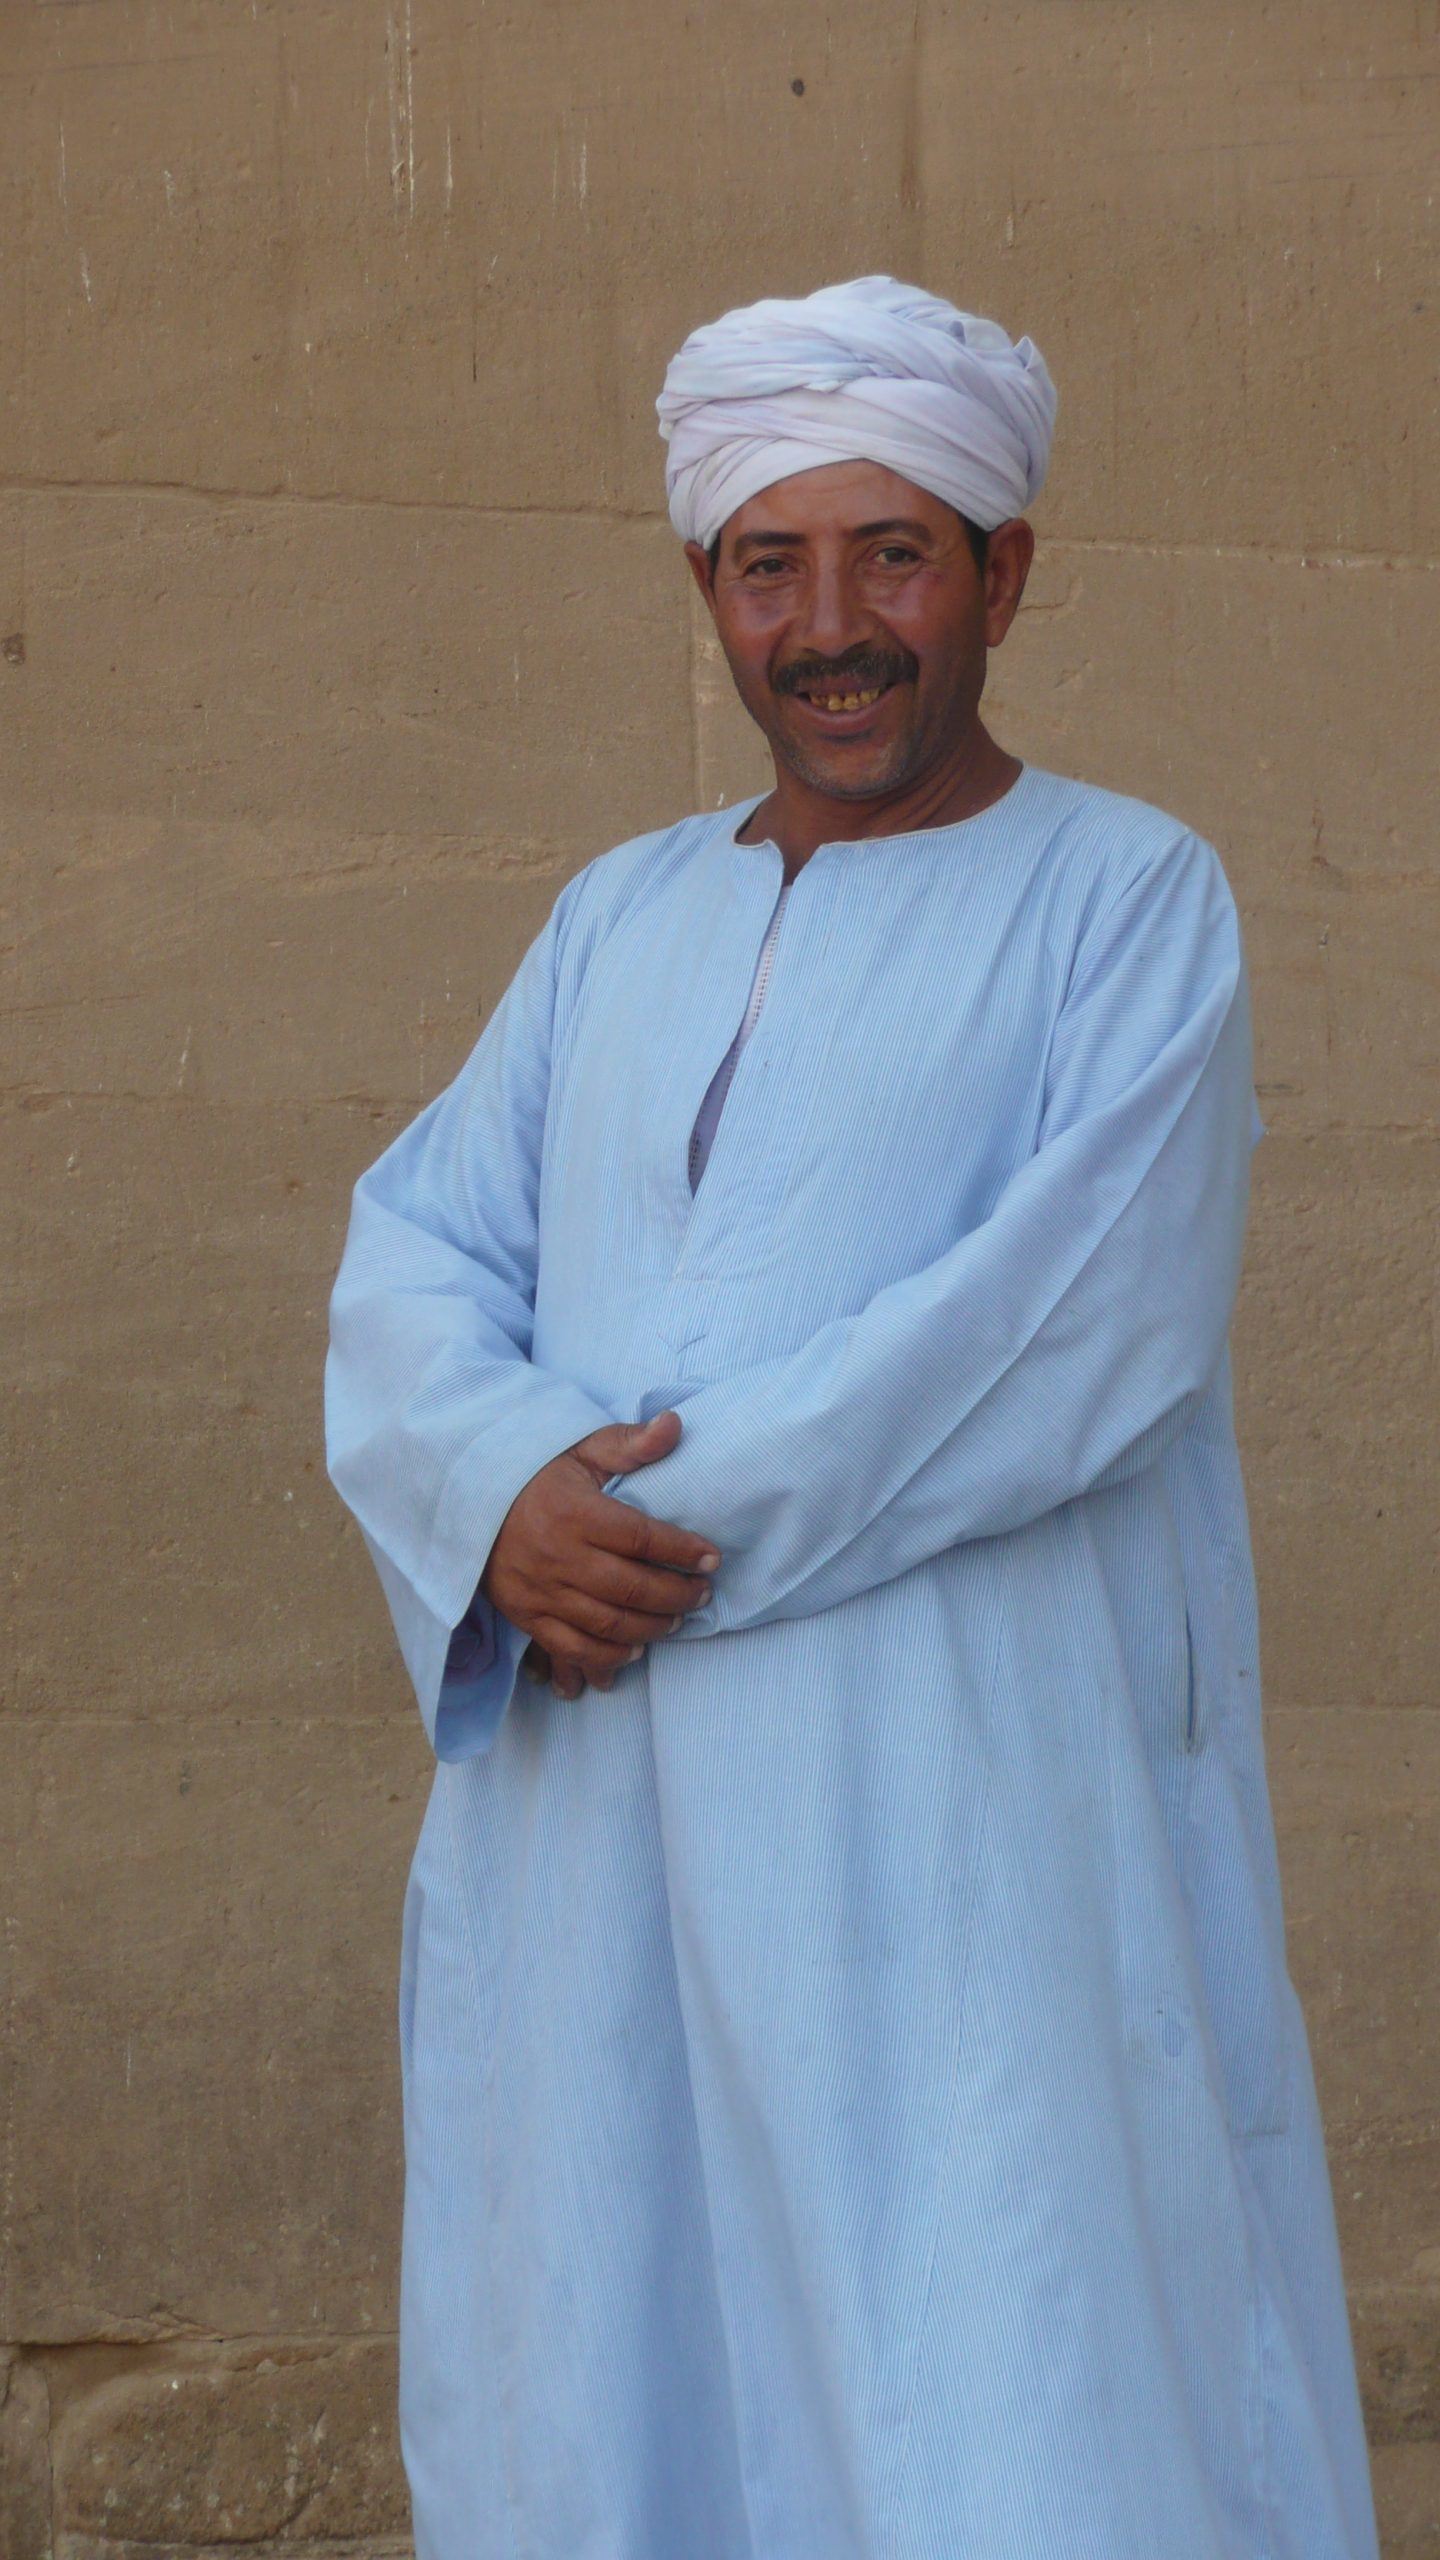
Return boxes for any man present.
[326,277,1378,2558]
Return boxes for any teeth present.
[815,686,881,711]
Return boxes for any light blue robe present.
[325,763,1378,2560]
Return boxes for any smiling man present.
[325,278,1378,2559]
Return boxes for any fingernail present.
[697,1584,712,1607]
[627,1643,645,1662]
[698,1548,721,1572]
[669,1615,684,1634]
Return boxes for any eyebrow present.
[730,516,936,557]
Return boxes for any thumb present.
[574,1410,682,1482]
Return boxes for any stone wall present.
[3,2,1435,2550]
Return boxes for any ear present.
[983,519,1036,649]
[684,539,719,615]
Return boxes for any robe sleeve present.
[605,828,1257,1634]
[324,879,614,1758]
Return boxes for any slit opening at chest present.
[687,877,794,1195]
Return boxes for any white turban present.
[657,274,1056,552]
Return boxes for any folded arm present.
[605,830,1256,1633]
[324,877,613,1756]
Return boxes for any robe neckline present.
[724,758,1039,867]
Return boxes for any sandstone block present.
[9,0,918,516]
[5,812,575,1112]
[0,492,24,641]
[1267,1707,1440,2293]
[56,2542,411,2560]
[1238,1135,1436,1464]
[274,0,921,515]
[2,1714,426,2340]
[459,0,921,518]
[11,0,289,498]
[1369,2439,1440,2560]
[10,0,1437,545]
[1334,2134,1440,2332]
[986,544,1440,898]
[1353,2288,1440,2444]
[275,0,617,514]
[57,2544,411,2560]
[48,2339,406,2547]
[3,1094,439,1725]
[0,493,692,854]
[919,0,1440,556]
[1242,886,1439,1140]
[1232,1133,1437,1712]
[1247,1468,1437,1723]
[0,2352,53,2560]
[0,173,24,476]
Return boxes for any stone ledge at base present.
[58,2545,414,2560]
[40,2336,408,2557]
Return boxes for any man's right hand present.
[480,1410,720,1701]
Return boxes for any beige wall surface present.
[2,0,1436,2549]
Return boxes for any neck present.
[736,722,1023,874]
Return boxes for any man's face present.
[686,460,1032,802]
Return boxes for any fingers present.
[509,1476,722,1698]
[560,1555,712,1638]
[549,1589,692,1652]
[591,1500,721,1578]
[521,1637,582,1702]
[531,1616,649,1696]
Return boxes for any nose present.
[790,553,874,663]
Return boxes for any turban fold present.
[658,274,1056,551]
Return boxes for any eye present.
[743,554,793,578]
[874,543,920,566]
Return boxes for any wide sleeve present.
[324,879,614,1757]
[605,829,1256,1634]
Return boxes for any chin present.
[783,743,920,799]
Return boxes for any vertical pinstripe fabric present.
[326,764,1379,2560]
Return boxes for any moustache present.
[772,646,918,697]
